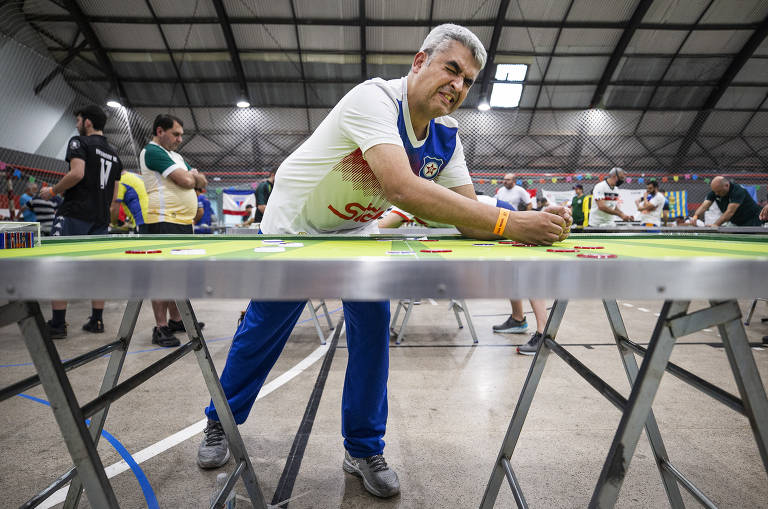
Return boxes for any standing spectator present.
[19,182,38,222]
[27,185,60,235]
[41,105,123,338]
[568,184,586,228]
[253,168,276,223]
[194,187,215,233]
[140,114,207,347]
[588,167,633,227]
[111,170,148,232]
[495,172,533,211]
[634,179,665,227]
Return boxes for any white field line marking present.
[38,327,338,509]
[622,302,634,308]
[653,313,660,317]
[428,299,438,306]
[703,328,713,332]
[637,307,651,313]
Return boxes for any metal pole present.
[18,301,119,508]
[177,299,268,509]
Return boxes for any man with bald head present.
[588,167,633,227]
[691,176,763,227]
[495,172,533,211]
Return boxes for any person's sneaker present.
[343,451,400,498]
[167,319,205,332]
[46,320,67,340]
[82,317,104,333]
[152,326,180,347]
[197,420,231,469]
[517,332,544,356]
[493,315,528,333]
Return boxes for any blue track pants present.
[205,300,390,457]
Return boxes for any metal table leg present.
[390,299,415,345]
[480,300,569,508]
[17,301,119,508]
[63,301,143,509]
[176,300,268,509]
[602,300,685,508]
[318,299,334,330]
[715,302,768,473]
[590,300,689,508]
[450,299,478,344]
[307,299,328,345]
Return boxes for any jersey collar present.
[401,77,428,148]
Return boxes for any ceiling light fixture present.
[236,100,250,108]
[106,100,122,108]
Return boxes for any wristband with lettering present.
[493,208,510,236]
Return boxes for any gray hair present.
[419,24,487,70]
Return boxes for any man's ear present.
[412,51,428,74]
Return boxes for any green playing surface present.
[1,234,766,261]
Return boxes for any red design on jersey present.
[328,202,386,222]
[332,148,384,197]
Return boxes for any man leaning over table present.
[197,23,571,499]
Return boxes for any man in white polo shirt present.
[495,172,533,211]
[197,24,571,499]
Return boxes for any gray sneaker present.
[197,420,231,469]
[517,332,543,356]
[493,315,528,333]
[343,451,400,498]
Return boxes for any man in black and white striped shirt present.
[28,188,61,235]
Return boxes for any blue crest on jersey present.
[396,100,457,180]
[419,156,444,179]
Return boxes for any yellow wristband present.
[493,208,510,235]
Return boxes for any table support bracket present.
[480,298,768,508]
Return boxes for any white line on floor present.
[428,299,438,306]
[637,307,650,313]
[653,313,660,317]
[38,327,339,509]
[703,328,712,332]
[622,303,634,308]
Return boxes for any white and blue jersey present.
[260,77,471,235]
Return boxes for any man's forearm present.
[691,204,708,221]
[52,172,84,195]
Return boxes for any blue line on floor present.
[0,307,344,368]
[17,393,159,509]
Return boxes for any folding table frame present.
[0,299,267,509]
[390,298,477,344]
[480,299,768,508]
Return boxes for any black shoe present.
[46,320,67,340]
[152,326,180,347]
[82,317,104,333]
[167,319,205,332]
[763,335,767,345]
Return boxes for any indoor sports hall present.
[1,1,767,508]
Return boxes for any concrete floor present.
[1,298,766,508]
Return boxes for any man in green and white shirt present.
[140,114,206,230]
[139,114,206,347]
